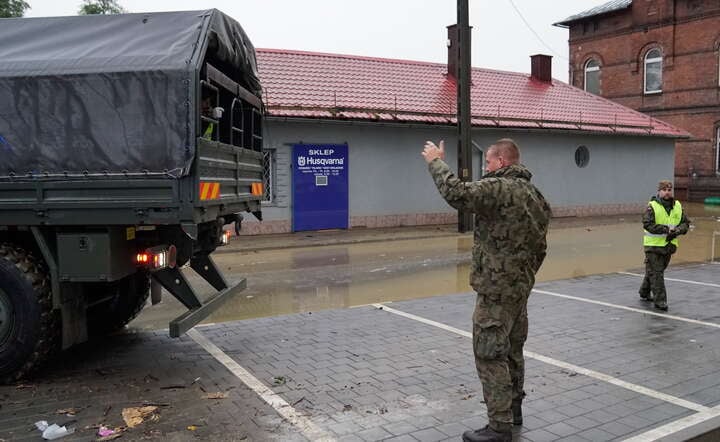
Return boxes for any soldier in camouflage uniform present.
[422,139,551,442]
[639,180,690,311]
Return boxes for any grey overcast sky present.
[24,0,610,83]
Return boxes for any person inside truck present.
[201,97,215,140]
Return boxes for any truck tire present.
[87,272,150,336]
[0,244,59,383]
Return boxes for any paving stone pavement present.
[2,263,720,441]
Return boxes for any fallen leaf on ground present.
[122,406,158,428]
[202,392,228,400]
[272,376,286,385]
[56,408,81,416]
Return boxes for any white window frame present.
[584,59,600,94]
[261,149,276,203]
[644,48,663,95]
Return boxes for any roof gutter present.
[264,115,689,139]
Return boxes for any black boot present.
[462,425,511,442]
[512,391,525,425]
[654,302,668,311]
[512,399,522,425]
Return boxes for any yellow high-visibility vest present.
[203,122,214,140]
[643,200,682,247]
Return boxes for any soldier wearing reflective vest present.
[639,180,690,311]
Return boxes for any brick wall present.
[565,0,720,198]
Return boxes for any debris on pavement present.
[97,426,116,437]
[202,392,228,399]
[121,406,158,428]
[96,426,124,440]
[159,384,187,390]
[34,420,76,440]
[272,376,286,385]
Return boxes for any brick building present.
[555,0,720,200]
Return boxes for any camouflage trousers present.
[639,251,673,305]
[472,291,529,433]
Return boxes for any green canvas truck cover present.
[0,9,261,179]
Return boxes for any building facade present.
[556,0,720,200]
[236,46,685,234]
[252,120,675,234]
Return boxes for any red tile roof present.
[257,49,688,138]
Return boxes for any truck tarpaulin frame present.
[0,9,261,180]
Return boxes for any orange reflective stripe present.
[251,182,264,196]
[199,182,220,200]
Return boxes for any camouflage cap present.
[658,180,673,190]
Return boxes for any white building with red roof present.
[245,46,687,234]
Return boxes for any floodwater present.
[131,202,720,330]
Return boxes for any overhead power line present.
[506,0,568,61]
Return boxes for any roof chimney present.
[447,24,458,80]
[530,54,553,83]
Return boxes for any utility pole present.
[457,0,473,232]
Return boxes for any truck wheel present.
[87,272,150,336]
[0,244,59,383]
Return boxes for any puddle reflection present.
[132,203,720,330]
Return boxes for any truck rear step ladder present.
[151,254,246,337]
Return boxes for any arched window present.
[584,59,600,95]
[644,48,663,94]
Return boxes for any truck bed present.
[0,139,263,227]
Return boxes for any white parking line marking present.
[532,289,720,330]
[618,271,720,289]
[622,405,720,442]
[187,329,336,441]
[373,304,709,413]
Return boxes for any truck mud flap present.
[151,255,245,337]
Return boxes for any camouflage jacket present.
[642,195,690,254]
[428,159,551,298]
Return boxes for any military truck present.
[0,10,264,381]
